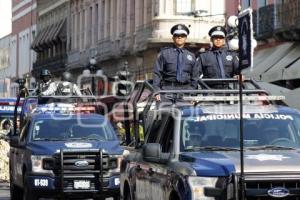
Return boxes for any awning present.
[261,43,300,82]
[38,24,53,47]
[255,81,290,95]
[50,19,66,43]
[31,27,48,50]
[31,19,66,51]
[245,42,294,80]
[46,21,60,44]
[282,56,300,80]
[37,26,51,47]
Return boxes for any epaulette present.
[160,46,172,51]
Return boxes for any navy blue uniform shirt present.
[153,46,198,90]
[197,47,239,78]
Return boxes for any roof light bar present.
[182,95,285,102]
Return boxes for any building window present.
[242,0,251,9]
[176,0,192,14]
[257,0,267,8]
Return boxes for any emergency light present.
[33,103,97,114]
[182,95,285,102]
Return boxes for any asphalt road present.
[0,182,115,200]
[0,182,9,200]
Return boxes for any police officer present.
[153,24,198,101]
[196,26,241,88]
[34,69,57,96]
[56,71,82,96]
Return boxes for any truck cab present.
[10,96,124,200]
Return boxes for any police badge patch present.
[187,54,193,61]
[226,55,233,61]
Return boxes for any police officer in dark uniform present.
[56,71,82,96]
[153,24,198,101]
[196,26,241,88]
[34,69,57,95]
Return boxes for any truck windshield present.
[181,113,300,151]
[32,118,117,141]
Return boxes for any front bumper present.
[26,174,120,198]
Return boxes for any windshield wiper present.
[246,145,296,150]
[34,138,63,141]
[186,146,240,152]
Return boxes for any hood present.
[181,150,300,176]
[28,140,123,155]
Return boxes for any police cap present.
[170,24,189,36]
[208,26,227,38]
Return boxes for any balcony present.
[32,54,67,77]
[253,5,275,40]
[254,2,300,41]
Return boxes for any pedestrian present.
[196,25,242,88]
[153,24,198,101]
[34,69,57,96]
[56,71,82,96]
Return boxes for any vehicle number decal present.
[65,142,92,148]
[34,179,48,187]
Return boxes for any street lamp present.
[89,57,97,95]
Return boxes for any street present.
[0,182,9,200]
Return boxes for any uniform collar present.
[173,45,185,51]
[211,46,227,54]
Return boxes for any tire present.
[10,171,23,200]
[10,183,23,200]
[113,194,120,200]
[124,190,131,200]
[23,173,38,200]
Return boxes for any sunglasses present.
[174,34,187,38]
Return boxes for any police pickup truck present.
[120,79,300,200]
[9,96,123,200]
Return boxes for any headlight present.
[31,155,52,173]
[188,176,218,200]
[109,155,123,173]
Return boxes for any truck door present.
[135,113,173,200]
[14,120,30,186]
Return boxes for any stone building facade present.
[31,0,69,78]
[67,0,226,81]
[11,0,37,94]
[0,35,12,97]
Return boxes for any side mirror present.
[143,143,169,164]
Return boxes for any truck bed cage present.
[198,78,262,90]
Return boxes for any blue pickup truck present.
[120,79,300,200]
[9,97,123,200]
[0,98,22,138]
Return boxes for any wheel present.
[10,183,23,200]
[10,170,23,200]
[113,194,120,200]
[124,190,131,200]
[23,173,38,200]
